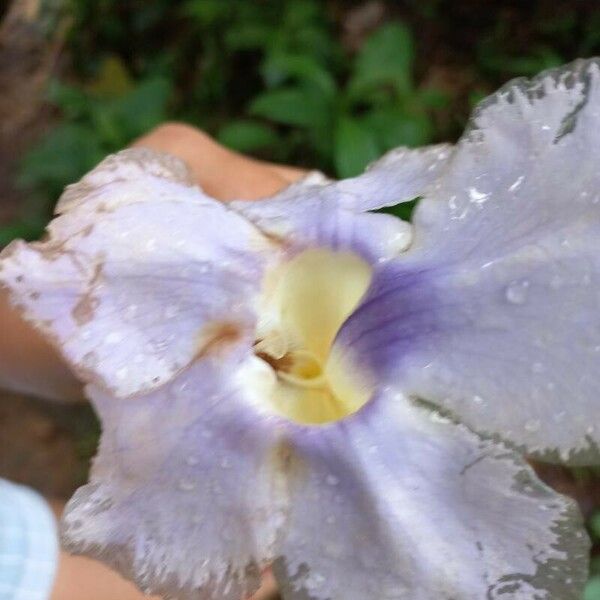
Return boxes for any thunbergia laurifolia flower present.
[1,58,599,599]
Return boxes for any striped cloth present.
[0,480,57,600]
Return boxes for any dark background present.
[0,1,599,597]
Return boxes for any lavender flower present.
[2,58,599,599]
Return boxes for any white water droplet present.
[508,175,525,192]
[105,331,123,344]
[125,304,139,318]
[505,280,529,305]
[116,367,128,380]
[531,362,545,374]
[164,305,179,319]
[472,395,485,404]
[549,274,563,290]
[586,426,595,435]
[524,419,541,433]
[326,474,339,486]
[178,479,196,492]
[468,186,490,204]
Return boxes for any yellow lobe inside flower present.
[254,248,374,425]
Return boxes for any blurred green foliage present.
[12,0,600,229]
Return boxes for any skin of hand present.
[0,122,305,600]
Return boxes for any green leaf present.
[113,77,171,140]
[217,120,279,152]
[86,55,134,97]
[365,108,433,149]
[589,511,600,540]
[584,576,600,600]
[18,124,104,197]
[333,116,380,178]
[249,87,331,129]
[374,198,419,222]
[261,53,336,97]
[0,221,45,247]
[350,22,415,97]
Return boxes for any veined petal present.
[231,144,452,263]
[0,150,274,397]
[62,358,287,600]
[338,58,600,463]
[336,143,452,211]
[231,144,451,262]
[274,393,588,600]
[232,189,413,264]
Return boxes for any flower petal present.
[232,188,413,263]
[62,358,287,600]
[231,144,452,263]
[274,393,589,600]
[338,58,600,462]
[0,149,274,397]
[336,143,452,211]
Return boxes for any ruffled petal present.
[274,393,589,600]
[0,150,274,397]
[62,357,287,600]
[230,145,452,263]
[232,187,413,264]
[338,58,600,462]
[336,143,452,211]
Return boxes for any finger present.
[133,122,307,201]
[0,289,83,401]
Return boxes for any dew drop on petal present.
[505,279,529,305]
[116,367,128,380]
[531,362,545,374]
[178,479,196,492]
[164,305,179,319]
[468,186,490,204]
[508,175,525,192]
[524,419,541,433]
[105,331,123,344]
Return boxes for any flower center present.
[251,249,374,425]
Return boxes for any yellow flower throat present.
[253,249,374,425]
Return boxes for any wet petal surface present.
[62,358,287,600]
[275,394,588,600]
[0,150,273,397]
[337,58,600,462]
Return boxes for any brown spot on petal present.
[270,439,306,485]
[194,321,245,360]
[72,295,99,325]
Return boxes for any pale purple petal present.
[0,150,275,397]
[230,144,454,263]
[336,143,452,211]
[232,190,413,263]
[273,393,588,600]
[62,357,286,600]
[337,58,600,463]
